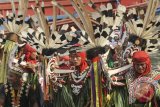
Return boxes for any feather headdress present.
[125,0,160,53]
[20,0,88,57]
[52,0,126,58]
[0,0,29,38]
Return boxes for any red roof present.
[0,0,145,16]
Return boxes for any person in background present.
[24,44,37,65]
[23,44,43,107]
[106,47,129,107]
[23,44,38,82]
[0,66,39,107]
[0,33,19,84]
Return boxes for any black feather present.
[52,34,56,40]
[86,46,108,60]
[42,48,57,56]
[60,34,66,41]
[150,39,158,44]
[95,33,100,38]
[101,31,108,38]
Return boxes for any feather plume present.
[52,0,57,32]
[10,0,16,14]
[1,0,29,39]
[52,1,126,51]
[12,0,90,57]
[51,1,85,32]
[125,0,160,53]
[126,0,160,39]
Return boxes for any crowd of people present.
[0,0,160,107]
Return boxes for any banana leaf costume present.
[104,45,130,107]
[0,38,17,83]
[106,77,129,107]
[50,85,75,107]
[105,63,129,107]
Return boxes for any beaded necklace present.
[70,67,90,95]
[4,82,30,107]
[71,67,90,83]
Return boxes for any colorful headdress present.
[52,1,126,59]
[0,0,29,39]
[125,0,160,53]
[18,0,87,58]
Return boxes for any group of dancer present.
[0,0,160,107]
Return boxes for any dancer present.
[126,51,160,107]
